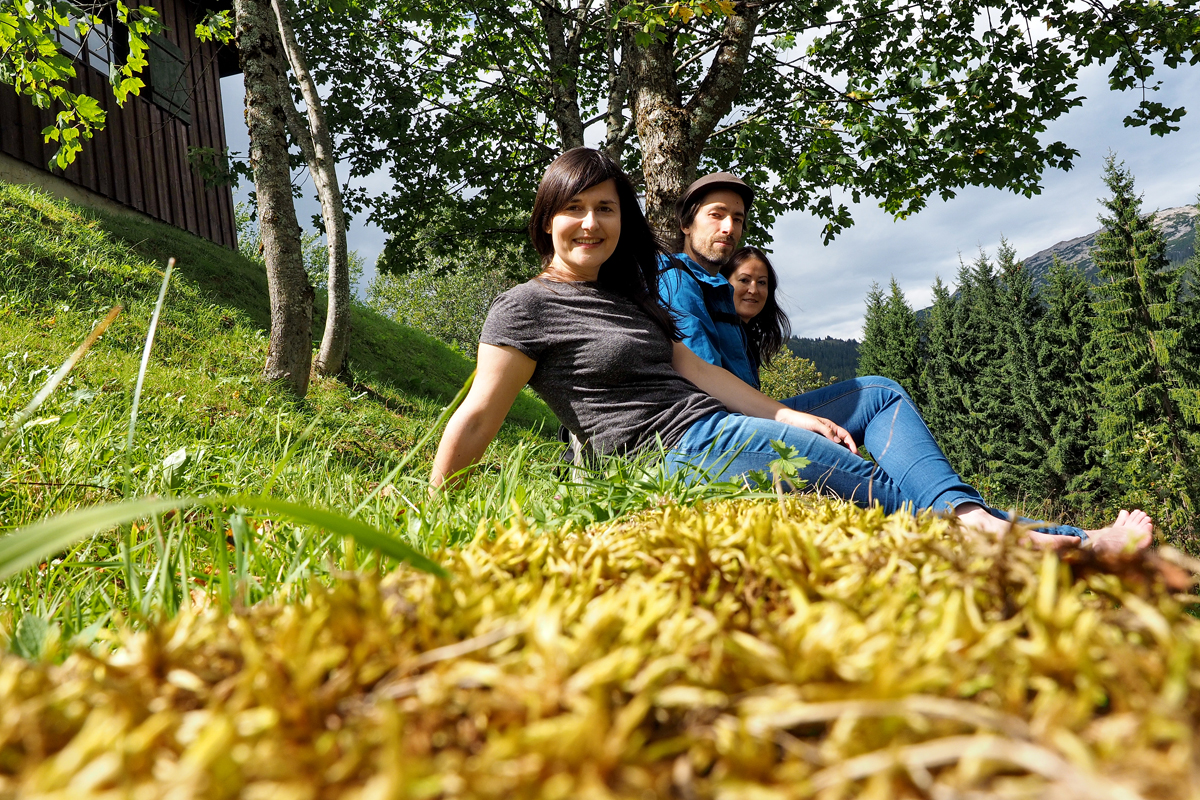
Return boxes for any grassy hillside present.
[0,181,561,635]
[0,182,552,426]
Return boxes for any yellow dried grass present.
[3,498,1199,799]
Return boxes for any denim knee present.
[856,376,912,405]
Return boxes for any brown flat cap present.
[675,172,756,228]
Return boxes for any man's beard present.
[686,235,736,274]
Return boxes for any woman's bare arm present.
[431,344,537,489]
[671,342,858,452]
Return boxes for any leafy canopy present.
[295,0,1198,257]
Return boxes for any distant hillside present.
[1021,205,1197,288]
[786,336,860,381]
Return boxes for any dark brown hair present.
[529,148,677,338]
[721,246,791,370]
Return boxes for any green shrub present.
[368,261,517,354]
[759,347,829,399]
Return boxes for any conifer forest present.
[858,157,1200,546]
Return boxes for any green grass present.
[0,181,552,426]
[0,181,764,654]
[0,182,565,644]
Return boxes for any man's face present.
[682,189,746,271]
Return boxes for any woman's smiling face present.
[728,257,769,323]
[545,180,621,281]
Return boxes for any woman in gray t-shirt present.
[430,148,1151,555]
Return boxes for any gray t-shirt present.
[480,278,725,455]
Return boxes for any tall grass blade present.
[0,305,123,457]
[0,497,184,583]
[125,258,175,496]
[121,257,174,604]
[260,412,325,497]
[352,370,475,516]
[0,494,447,584]
[242,497,448,578]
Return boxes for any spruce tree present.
[1179,196,1200,370]
[858,279,922,401]
[1032,255,1103,510]
[881,278,924,402]
[1091,156,1200,535]
[994,238,1044,498]
[857,282,887,378]
[936,262,981,478]
[918,277,971,472]
[953,251,1011,488]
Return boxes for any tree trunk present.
[539,0,586,150]
[271,0,351,377]
[626,2,758,249]
[234,0,313,397]
[601,0,632,161]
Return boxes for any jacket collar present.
[669,252,728,287]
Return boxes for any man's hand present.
[775,408,858,453]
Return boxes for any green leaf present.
[0,495,447,584]
[11,615,49,659]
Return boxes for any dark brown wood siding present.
[0,0,237,248]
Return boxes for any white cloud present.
[769,63,1200,340]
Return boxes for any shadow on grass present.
[64,193,552,431]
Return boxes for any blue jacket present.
[658,253,758,388]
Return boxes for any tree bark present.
[539,0,586,151]
[234,0,313,397]
[626,2,758,249]
[271,0,352,378]
[602,0,632,161]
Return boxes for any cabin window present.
[147,34,192,125]
[53,4,192,126]
[55,10,115,74]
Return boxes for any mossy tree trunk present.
[234,0,313,397]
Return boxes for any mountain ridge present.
[1019,204,1197,287]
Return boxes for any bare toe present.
[1086,512,1154,555]
[1126,509,1152,531]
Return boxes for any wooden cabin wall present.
[0,0,237,249]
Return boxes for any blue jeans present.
[666,376,988,515]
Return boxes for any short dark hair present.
[529,148,678,338]
[677,195,707,231]
[721,246,790,369]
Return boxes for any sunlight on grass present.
[0,181,764,646]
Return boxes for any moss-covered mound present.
[3,499,1197,798]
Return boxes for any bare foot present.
[953,504,1018,537]
[1085,509,1154,557]
[954,504,1154,555]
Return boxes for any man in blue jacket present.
[659,172,759,387]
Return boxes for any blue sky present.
[220,59,1200,340]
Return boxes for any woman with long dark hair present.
[721,246,789,380]
[430,148,1151,554]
